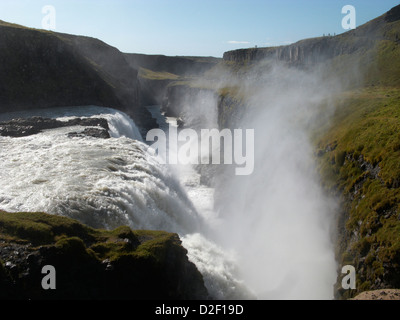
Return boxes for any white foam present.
[0,106,245,299]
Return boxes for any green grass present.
[315,86,400,298]
[139,67,180,81]
[0,211,180,264]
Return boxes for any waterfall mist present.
[0,59,345,300]
[0,106,199,233]
[179,59,343,299]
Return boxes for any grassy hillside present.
[208,5,400,299]
[315,86,400,299]
[124,53,219,77]
[310,6,400,299]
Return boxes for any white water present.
[0,105,247,299]
[145,105,250,299]
[0,100,338,300]
[0,106,143,141]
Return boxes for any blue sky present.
[0,0,399,57]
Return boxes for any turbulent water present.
[0,98,338,300]
[0,105,248,299]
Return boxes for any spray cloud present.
[177,57,345,299]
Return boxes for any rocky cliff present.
[124,53,219,77]
[150,3,400,300]
[125,53,220,107]
[223,4,400,73]
[223,35,376,67]
[0,211,208,300]
[218,5,400,300]
[56,34,140,110]
[0,22,120,111]
[0,21,157,136]
[0,116,111,138]
[316,87,400,299]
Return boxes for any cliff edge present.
[0,21,157,136]
[0,211,208,300]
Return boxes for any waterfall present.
[0,94,337,299]
[141,60,339,300]
[0,105,248,299]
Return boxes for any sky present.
[0,0,399,57]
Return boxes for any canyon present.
[1,4,400,300]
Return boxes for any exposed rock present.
[0,116,110,138]
[67,128,110,139]
[351,289,400,300]
[0,211,209,300]
[0,124,40,137]
[0,22,122,112]
[58,34,158,135]
[222,36,374,67]
[223,4,400,69]
[0,20,157,138]
[385,5,400,22]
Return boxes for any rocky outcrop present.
[351,289,400,300]
[223,36,374,67]
[0,21,158,137]
[125,54,220,108]
[0,211,209,300]
[323,149,400,300]
[57,33,159,134]
[67,127,110,139]
[0,117,110,138]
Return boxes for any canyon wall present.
[0,21,157,136]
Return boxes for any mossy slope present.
[0,211,208,300]
[316,87,400,299]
